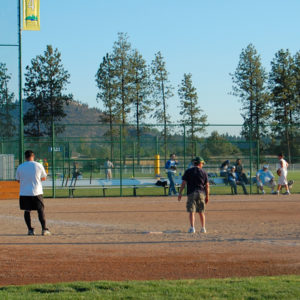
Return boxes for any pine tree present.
[0,63,16,138]
[130,49,151,164]
[268,49,298,163]
[23,45,72,136]
[231,44,270,152]
[96,53,119,159]
[178,73,207,157]
[151,52,173,161]
[111,33,133,138]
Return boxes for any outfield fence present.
[1,123,299,197]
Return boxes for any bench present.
[43,177,182,197]
[0,181,19,200]
[209,176,257,194]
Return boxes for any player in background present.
[165,153,178,196]
[256,165,276,194]
[276,153,290,195]
[104,158,114,180]
[43,159,49,175]
[178,157,209,234]
[15,150,51,236]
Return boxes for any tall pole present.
[18,0,24,163]
[119,124,123,196]
[52,122,56,198]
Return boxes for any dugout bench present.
[43,177,182,197]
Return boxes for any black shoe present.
[28,228,35,236]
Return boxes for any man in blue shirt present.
[256,165,276,194]
[228,165,248,195]
[165,153,178,196]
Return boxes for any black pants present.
[24,208,47,230]
[20,195,47,230]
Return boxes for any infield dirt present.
[0,194,299,285]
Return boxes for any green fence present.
[1,123,299,197]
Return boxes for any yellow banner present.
[23,0,40,31]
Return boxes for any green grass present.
[44,171,300,198]
[0,276,299,299]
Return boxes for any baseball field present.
[0,194,299,298]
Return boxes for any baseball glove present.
[277,169,281,176]
[288,180,294,188]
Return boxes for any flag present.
[23,0,40,31]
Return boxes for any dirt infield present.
[0,194,299,286]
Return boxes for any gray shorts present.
[186,191,205,213]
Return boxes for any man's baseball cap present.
[194,156,205,164]
[263,164,269,169]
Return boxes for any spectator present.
[220,160,230,177]
[228,166,248,195]
[235,158,249,184]
[70,162,80,187]
[256,165,276,194]
[165,153,178,196]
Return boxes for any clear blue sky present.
[1,0,300,128]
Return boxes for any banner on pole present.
[23,0,40,31]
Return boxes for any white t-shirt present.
[16,161,47,196]
[279,158,288,172]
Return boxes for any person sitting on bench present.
[256,164,276,194]
[228,166,248,195]
[220,160,230,177]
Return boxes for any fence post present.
[119,124,123,196]
[249,124,253,194]
[256,139,260,171]
[52,122,56,198]
[183,124,186,170]
[132,142,135,178]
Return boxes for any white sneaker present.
[262,190,265,194]
[42,229,51,236]
[188,227,195,233]
[200,227,207,233]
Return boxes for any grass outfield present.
[0,276,299,299]
[44,171,300,197]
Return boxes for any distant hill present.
[10,100,106,138]
[60,101,106,138]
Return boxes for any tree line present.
[231,44,300,163]
[0,36,299,162]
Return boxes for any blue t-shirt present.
[256,169,274,184]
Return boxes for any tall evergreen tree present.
[231,44,270,151]
[130,49,151,163]
[268,49,298,162]
[294,51,300,121]
[96,53,119,159]
[178,73,207,157]
[111,32,133,138]
[0,63,16,138]
[23,45,72,136]
[151,51,173,161]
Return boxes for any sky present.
[1,0,300,129]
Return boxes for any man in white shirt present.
[276,153,290,195]
[16,150,51,236]
[256,165,276,194]
[104,158,114,180]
